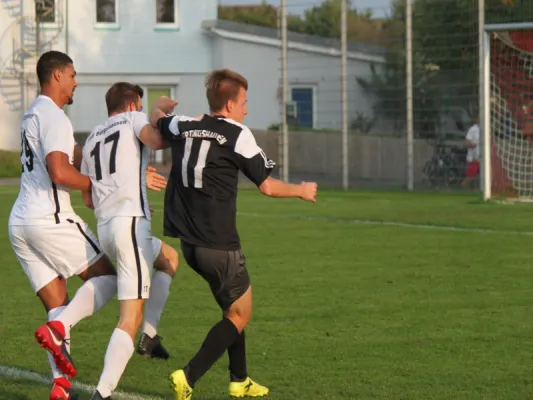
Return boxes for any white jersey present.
[466,124,480,162]
[81,111,151,223]
[9,95,77,226]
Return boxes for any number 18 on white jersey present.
[81,111,151,223]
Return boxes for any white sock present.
[96,328,134,398]
[56,276,117,330]
[142,271,172,338]
[47,306,68,380]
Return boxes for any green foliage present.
[402,0,533,112]
[217,2,278,28]
[0,150,21,178]
[218,0,386,44]
[359,0,533,138]
[351,111,377,133]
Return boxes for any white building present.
[0,0,386,153]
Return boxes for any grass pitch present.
[1,186,533,399]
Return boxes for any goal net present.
[486,29,533,201]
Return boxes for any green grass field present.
[1,186,533,399]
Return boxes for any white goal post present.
[482,22,533,202]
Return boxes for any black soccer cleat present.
[136,333,170,360]
[89,391,111,400]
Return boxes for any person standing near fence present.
[462,118,481,188]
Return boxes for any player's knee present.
[82,255,116,281]
[166,244,179,274]
[225,287,252,332]
[226,311,251,333]
[117,301,144,340]
[154,242,179,277]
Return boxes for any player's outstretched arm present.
[258,177,318,203]
[46,151,92,192]
[138,125,168,150]
[234,126,318,203]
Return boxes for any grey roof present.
[202,19,387,56]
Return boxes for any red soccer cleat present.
[50,377,78,400]
[35,321,77,377]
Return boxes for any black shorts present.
[181,241,251,311]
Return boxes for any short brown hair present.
[205,69,248,113]
[105,82,143,115]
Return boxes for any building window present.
[96,0,118,25]
[36,0,55,24]
[156,0,178,26]
[291,87,315,129]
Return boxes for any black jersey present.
[158,114,275,250]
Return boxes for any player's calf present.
[94,299,144,398]
[137,240,178,360]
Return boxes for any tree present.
[217,0,394,47]
[358,0,533,138]
[217,3,279,28]
[403,0,533,112]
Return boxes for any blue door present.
[291,88,313,128]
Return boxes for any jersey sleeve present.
[233,127,276,186]
[157,115,198,142]
[130,111,151,138]
[41,114,74,158]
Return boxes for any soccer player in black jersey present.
[151,69,318,400]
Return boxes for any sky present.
[219,0,393,19]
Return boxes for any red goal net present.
[489,30,533,199]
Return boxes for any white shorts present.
[98,216,159,301]
[9,217,103,293]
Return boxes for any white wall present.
[0,0,219,150]
[213,37,280,130]
[69,73,208,133]
[45,0,217,75]
[0,2,22,151]
[211,35,380,131]
[287,49,376,131]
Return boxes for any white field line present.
[69,205,533,236]
[0,365,164,400]
[236,211,533,236]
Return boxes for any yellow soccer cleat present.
[229,377,269,398]
[169,369,193,400]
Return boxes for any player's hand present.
[81,189,94,209]
[299,181,318,203]
[155,96,179,114]
[146,166,167,192]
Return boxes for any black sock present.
[184,318,240,387]
[228,330,247,382]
